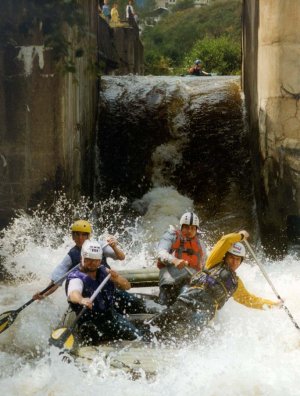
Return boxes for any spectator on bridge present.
[102,0,111,23]
[126,0,135,20]
[110,3,121,27]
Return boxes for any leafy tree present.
[183,35,241,75]
[142,0,242,75]
[171,0,194,12]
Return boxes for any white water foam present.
[1,193,300,395]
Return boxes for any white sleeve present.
[156,230,176,264]
[99,239,118,260]
[67,279,83,297]
[51,255,73,284]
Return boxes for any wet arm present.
[233,278,278,309]
[32,255,72,300]
[157,230,176,265]
[102,236,125,261]
[110,270,131,290]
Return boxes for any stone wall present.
[243,0,300,249]
[0,1,144,228]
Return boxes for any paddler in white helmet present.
[32,219,147,315]
[66,239,142,342]
[147,230,281,341]
[156,212,207,306]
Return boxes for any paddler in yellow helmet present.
[32,219,125,299]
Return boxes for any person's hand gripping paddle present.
[49,273,111,350]
[0,263,81,335]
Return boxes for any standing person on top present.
[147,230,281,341]
[66,239,141,342]
[125,0,135,20]
[102,0,111,23]
[32,220,146,315]
[156,212,207,306]
[110,3,121,27]
[33,220,124,299]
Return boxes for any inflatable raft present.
[63,267,168,377]
[74,339,174,378]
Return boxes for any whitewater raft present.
[74,339,175,378]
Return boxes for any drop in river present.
[1,76,300,395]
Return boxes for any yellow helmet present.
[70,220,92,234]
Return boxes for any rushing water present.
[1,190,300,396]
[1,75,300,394]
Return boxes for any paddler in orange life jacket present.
[146,230,282,342]
[156,212,207,306]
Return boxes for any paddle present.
[49,273,112,350]
[243,239,300,330]
[0,242,112,335]
[185,266,194,276]
[0,263,81,335]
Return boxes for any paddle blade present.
[0,311,18,335]
[49,327,75,350]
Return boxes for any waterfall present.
[96,75,255,240]
[1,76,300,395]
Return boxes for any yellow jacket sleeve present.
[233,278,278,309]
[205,233,243,270]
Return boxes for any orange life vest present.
[157,230,204,271]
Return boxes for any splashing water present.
[1,191,300,395]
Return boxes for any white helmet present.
[227,242,245,257]
[81,240,102,260]
[180,212,200,228]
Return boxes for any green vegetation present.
[141,0,242,75]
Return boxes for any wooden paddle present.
[0,242,112,335]
[49,273,112,350]
[0,263,81,335]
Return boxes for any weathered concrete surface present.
[243,0,300,249]
[0,1,144,228]
[97,76,254,237]
[98,17,144,75]
[0,1,99,227]
[110,25,144,75]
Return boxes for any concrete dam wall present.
[243,0,300,248]
[1,0,300,251]
[0,0,143,227]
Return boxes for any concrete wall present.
[97,17,144,75]
[0,1,144,227]
[243,0,300,249]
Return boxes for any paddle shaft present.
[49,273,112,349]
[244,239,300,330]
[15,263,81,314]
[68,273,112,331]
[0,262,82,334]
[185,266,194,276]
[17,242,111,311]
[1,242,112,335]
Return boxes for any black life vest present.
[65,266,115,314]
[189,262,238,309]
